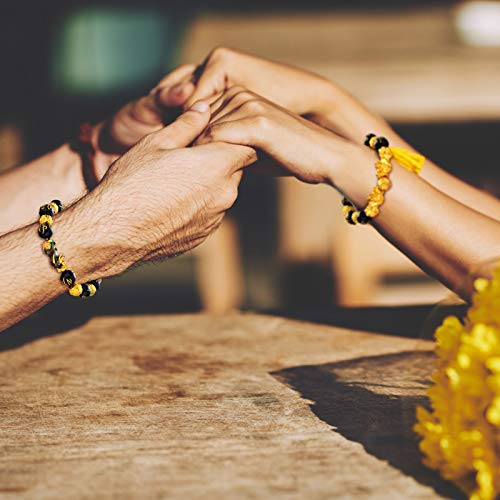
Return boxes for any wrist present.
[326,141,377,206]
[55,190,142,283]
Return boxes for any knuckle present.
[210,46,231,61]
[219,185,238,209]
[243,98,266,115]
[252,114,271,129]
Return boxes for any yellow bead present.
[369,136,377,149]
[39,214,53,226]
[377,177,392,191]
[351,211,360,224]
[42,240,53,252]
[369,192,384,205]
[68,283,83,297]
[364,205,380,218]
[378,147,393,160]
[49,202,60,215]
[342,205,352,216]
[88,284,97,296]
[56,255,67,272]
[376,161,392,177]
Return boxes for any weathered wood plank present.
[0,314,461,498]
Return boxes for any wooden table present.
[0,314,462,499]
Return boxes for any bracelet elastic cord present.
[342,133,425,226]
[38,200,102,298]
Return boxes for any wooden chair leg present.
[195,217,244,313]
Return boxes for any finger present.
[207,91,224,107]
[198,117,269,148]
[193,142,257,174]
[209,86,252,122]
[153,100,211,149]
[185,64,228,109]
[156,81,195,108]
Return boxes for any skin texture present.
[0,104,256,332]
[172,47,500,221]
[0,65,197,236]
[1,47,499,330]
[196,87,500,299]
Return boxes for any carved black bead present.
[357,210,372,225]
[61,269,77,287]
[345,210,356,225]
[89,279,101,291]
[38,223,53,239]
[80,283,92,298]
[39,204,55,217]
[364,133,376,147]
[50,251,64,269]
[51,200,63,211]
[374,137,389,151]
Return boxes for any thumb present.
[154,101,210,149]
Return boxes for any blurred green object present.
[52,6,178,96]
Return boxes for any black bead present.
[39,204,55,217]
[50,251,64,269]
[342,197,352,206]
[345,210,356,225]
[364,133,376,147]
[38,223,53,239]
[61,269,77,287]
[80,283,92,298]
[374,136,389,150]
[89,279,101,291]
[357,211,372,225]
[51,200,63,211]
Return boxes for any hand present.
[165,47,336,119]
[95,100,256,270]
[90,65,198,181]
[196,87,364,186]
[165,47,396,147]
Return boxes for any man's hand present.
[94,100,257,270]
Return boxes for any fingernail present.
[190,101,209,113]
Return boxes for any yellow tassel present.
[389,147,426,175]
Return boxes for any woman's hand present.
[162,47,398,147]
[196,87,365,186]
[166,47,337,121]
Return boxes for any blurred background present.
[1,0,499,333]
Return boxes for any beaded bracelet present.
[342,133,425,226]
[38,200,102,298]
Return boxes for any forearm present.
[0,124,115,236]
[0,144,86,235]
[315,83,500,220]
[331,144,500,298]
[0,187,137,333]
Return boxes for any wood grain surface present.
[0,314,463,499]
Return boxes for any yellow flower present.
[415,260,500,500]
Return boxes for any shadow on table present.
[272,350,465,499]
[269,303,468,339]
[0,282,200,352]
